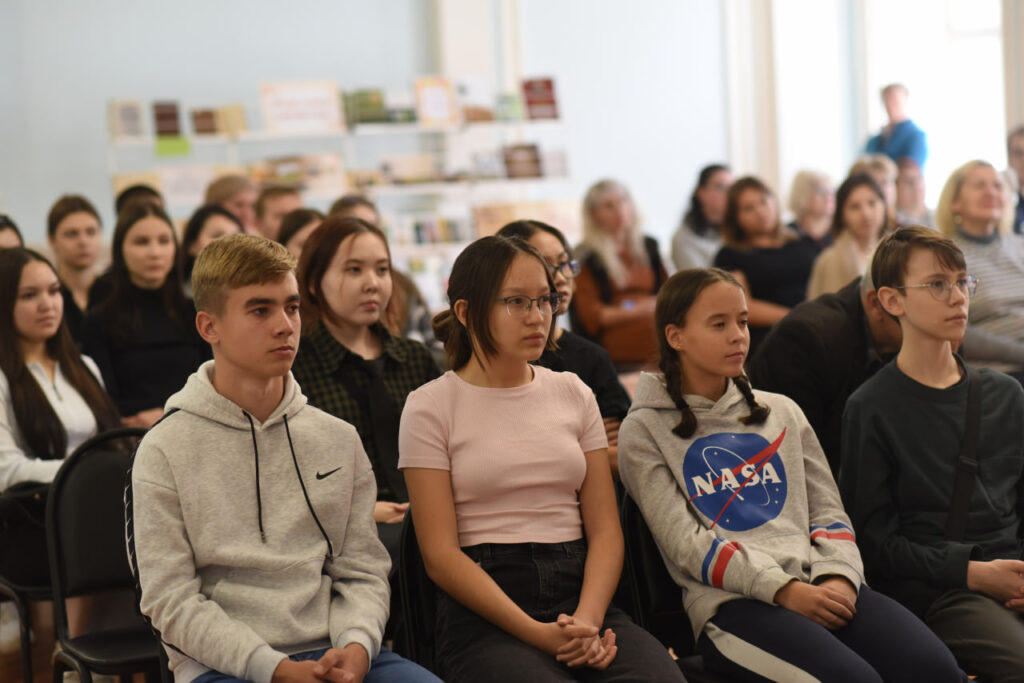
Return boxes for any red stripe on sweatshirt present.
[810,530,855,542]
[711,541,740,588]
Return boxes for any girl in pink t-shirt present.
[398,236,682,682]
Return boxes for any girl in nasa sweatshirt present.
[618,267,964,682]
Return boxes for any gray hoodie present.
[618,372,863,639]
[128,361,390,683]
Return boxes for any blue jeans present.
[191,645,440,683]
[434,539,684,682]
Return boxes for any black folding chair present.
[0,576,51,682]
[620,493,735,682]
[394,514,440,674]
[46,427,164,683]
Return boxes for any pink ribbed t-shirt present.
[398,365,608,546]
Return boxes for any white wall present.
[516,0,730,250]
[0,0,437,244]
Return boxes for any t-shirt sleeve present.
[575,377,609,453]
[398,383,451,471]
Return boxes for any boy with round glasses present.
[840,226,1024,680]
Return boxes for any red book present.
[522,78,558,120]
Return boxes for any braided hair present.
[655,268,770,439]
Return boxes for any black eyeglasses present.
[893,275,978,301]
[494,292,563,317]
[547,259,581,279]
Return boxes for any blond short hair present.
[192,234,296,314]
[205,174,256,205]
[787,170,831,216]
[848,154,897,184]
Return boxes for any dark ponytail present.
[660,348,698,439]
[733,372,770,425]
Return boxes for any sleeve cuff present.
[337,628,380,662]
[945,543,982,587]
[810,561,865,593]
[245,644,288,683]
[748,567,797,605]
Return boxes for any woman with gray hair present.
[570,179,667,367]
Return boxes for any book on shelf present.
[250,154,347,194]
[152,101,182,137]
[108,100,144,139]
[343,89,389,125]
[473,200,582,241]
[456,77,495,122]
[260,80,346,133]
[502,144,543,179]
[522,78,558,120]
[495,92,525,121]
[191,109,219,135]
[215,104,247,136]
[381,154,439,184]
[414,77,460,127]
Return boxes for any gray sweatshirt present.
[618,372,863,638]
[128,361,390,683]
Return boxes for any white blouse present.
[0,356,103,490]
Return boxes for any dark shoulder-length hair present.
[179,204,243,280]
[831,172,888,238]
[721,176,787,250]
[0,248,120,460]
[297,215,396,335]
[682,164,730,237]
[96,201,191,340]
[432,236,557,371]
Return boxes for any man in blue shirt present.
[865,84,928,169]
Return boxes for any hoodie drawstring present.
[283,414,335,557]
[243,411,267,543]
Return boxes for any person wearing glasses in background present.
[841,226,1023,681]
[935,161,1024,379]
[497,221,631,478]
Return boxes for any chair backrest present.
[620,492,696,655]
[396,514,438,673]
[46,427,147,638]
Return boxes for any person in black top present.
[841,226,1024,680]
[497,220,631,477]
[748,274,901,475]
[46,195,104,345]
[291,215,439,557]
[714,176,819,356]
[81,202,209,428]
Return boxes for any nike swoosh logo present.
[315,467,342,480]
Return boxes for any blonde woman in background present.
[571,179,667,368]
[786,170,834,251]
[936,160,1024,374]
[806,174,888,300]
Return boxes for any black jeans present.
[434,539,684,683]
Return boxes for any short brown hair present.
[255,184,301,219]
[192,234,297,314]
[432,236,557,370]
[205,174,255,205]
[47,195,101,238]
[871,225,966,292]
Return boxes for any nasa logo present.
[682,429,788,531]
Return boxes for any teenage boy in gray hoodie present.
[126,235,439,683]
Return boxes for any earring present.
[953,214,963,226]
